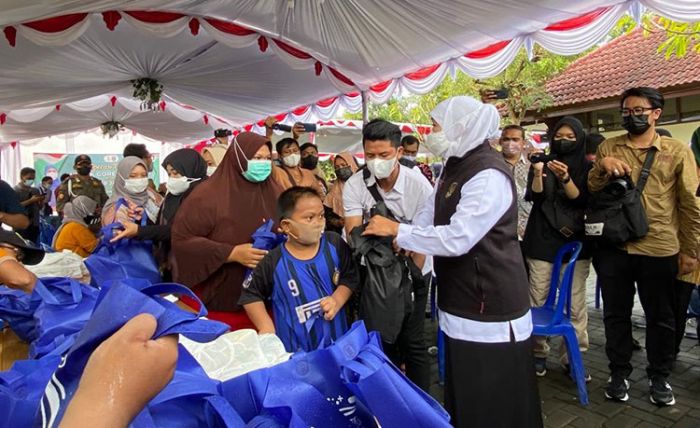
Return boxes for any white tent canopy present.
[0,95,233,143]
[2,0,698,133]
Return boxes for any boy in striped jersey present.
[239,186,358,352]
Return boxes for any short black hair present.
[401,135,420,148]
[586,133,605,155]
[299,143,318,153]
[276,137,299,155]
[20,167,35,177]
[363,119,401,148]
[41,176,53,183]
[123,143,150,159]
[656,128,672,138]
[60,173,70,182]
[277,186,322,220]
[620,87,664,110]
[501,124,526,140]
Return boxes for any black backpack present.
[584,149,656,245]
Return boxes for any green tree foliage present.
[613,14,700,58]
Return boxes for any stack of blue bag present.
[0,215,451,427]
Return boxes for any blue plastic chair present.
[531,241,588,405]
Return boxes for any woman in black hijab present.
[522,116,592,379]
[111,148,208,280]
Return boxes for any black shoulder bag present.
[584,149,657,245]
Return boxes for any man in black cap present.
[56,155,108,215]
[0,229,45,293]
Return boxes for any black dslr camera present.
[529,152,556,164]
[214,128,232,138]
[604,175,635,197]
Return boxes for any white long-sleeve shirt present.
[396,168,532,343]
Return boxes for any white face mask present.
[366,155,397,180]
[124,177,149,194]
[23,179,34,187]
[282,153,301,168]
[423,131,450,158]
[206,166,217,176]
[166,176,199,195]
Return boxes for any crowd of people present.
[1,86,700,427]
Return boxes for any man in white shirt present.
[364,98,542,428]
[343,119,433,392]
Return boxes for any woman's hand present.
[110,221,139,243]
[547,160,569,182]
[228,243,268,268]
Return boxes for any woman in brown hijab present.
[323,152,358,234]
[171,132,281,329]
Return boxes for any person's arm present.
[342,175,366,239]
[20,194,42,207]
[366,169,512,257]
[531,161,545,194]
[320,235,358,320]
[239,255,276,333]
[0,211,30,229]
[59,314,177,428]
[0,258,37,293]
[676,147,700,274]
[136,224,172,242]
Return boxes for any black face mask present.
[301,155,319,170]
[398,157,417,169]
[83,215,99,225]
[335,167,353,182]
[622,114,651,136]
[76,166,92,176]
[551,138,578,155]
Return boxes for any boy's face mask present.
[283,219,325,246]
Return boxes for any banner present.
[33,153,160,199]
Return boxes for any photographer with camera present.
[588,87,700,406]
[264,116,324,194]
[522,116,592,380]
[214,128,232,146]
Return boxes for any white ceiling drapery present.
[1,0,699,138]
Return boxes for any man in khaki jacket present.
[589,87,700,407]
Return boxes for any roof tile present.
[546,28,700,107]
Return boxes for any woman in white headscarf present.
[364,96,542,428]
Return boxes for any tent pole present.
[361,91,369,125]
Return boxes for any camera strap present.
[636,148,657,193]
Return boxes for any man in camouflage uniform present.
[56,155,109,215]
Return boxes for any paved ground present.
[425,274,700,428]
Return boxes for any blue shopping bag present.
[36,280,230,427]
[0,355,61,428]
[86,198,161,285]
[129,346,245,428]
[0,287,37,342]
[220,320,376,427]
[242,219,285,287]
[0,278,98,358]
[339,343,451,427]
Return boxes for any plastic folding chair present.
[531,241,588,405]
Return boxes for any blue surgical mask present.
[23,179,34,187]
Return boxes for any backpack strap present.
[636,148,657,193]
[362,167,384,205]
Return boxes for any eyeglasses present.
[620,107,656,117]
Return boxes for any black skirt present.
[444,335,543,428]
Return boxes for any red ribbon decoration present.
[189,18,200,36]
[3,27,17,47]
[102,11,121,31]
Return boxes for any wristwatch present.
[560,175,571,184]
